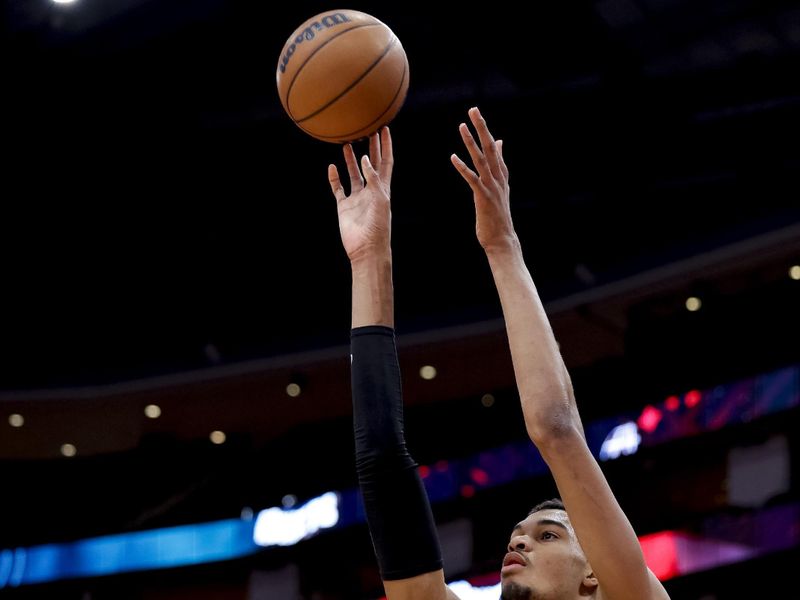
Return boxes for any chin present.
[501,580,533,600]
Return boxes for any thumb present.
[361,155,378,185]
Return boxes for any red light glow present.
[637,405,663,433]
[470,468,490,486]
[640,531,680,580]
[685,390,702,408]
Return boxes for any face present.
[500,509,592,600]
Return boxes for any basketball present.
[276,9,409,143]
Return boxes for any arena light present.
[4,366,798,587]
[420,365,437,380]
[0,520,259,588]
[665,395,680,411]
[460,485,475,498]
[470,468,489,486]
[685,296,702,312]
[599,421,641,461]
[447,580,501,599]
[684,389,702,408]
[60,444,77,457]
[253,491,339,547]
[637,405,663,433]
[383,580,502,600]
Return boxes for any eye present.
[540,531,558,541]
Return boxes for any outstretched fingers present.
[343,143,364,194]
[328,163,346,203]
[458,122,490,181]
[496,139,509,179]
[379,126,393,185]
[366,127,394,187]
[468,107,503,181]
[369,131,382,175]
[451,152,486,196]
[360,154,380,188]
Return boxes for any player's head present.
[500,498,598,600]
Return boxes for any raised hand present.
[328,127,394,263]
[450,107,516,254]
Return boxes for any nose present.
[507,534,532,553]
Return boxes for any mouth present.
[501,551,527,575]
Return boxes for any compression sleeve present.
[350,325,443,580]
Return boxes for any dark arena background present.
[3,1,800,598]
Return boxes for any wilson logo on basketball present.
[276,9,409,143]
[278,13,353,74]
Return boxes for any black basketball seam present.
[284,23,383,121]
[293,34,399,124]
[296,51,408,141]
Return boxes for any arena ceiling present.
[3,0,799,447]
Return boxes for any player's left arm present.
[451,106,670,600]
[537,431,671,600]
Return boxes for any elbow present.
[524,402,584,450]
[355,441,417,475]
[528,421,584,451]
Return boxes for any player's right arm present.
[329,129,460,600]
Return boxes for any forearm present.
[485,242,584,444]
[351,250,394,328]
[351,327,443,581]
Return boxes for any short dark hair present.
[529,498,565,515]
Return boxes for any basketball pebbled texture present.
[276,9,410,143]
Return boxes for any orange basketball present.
[276,9,410,144]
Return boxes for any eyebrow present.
[512,519,570,534]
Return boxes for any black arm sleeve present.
[350,325,443,580]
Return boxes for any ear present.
[580,570,599,596]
